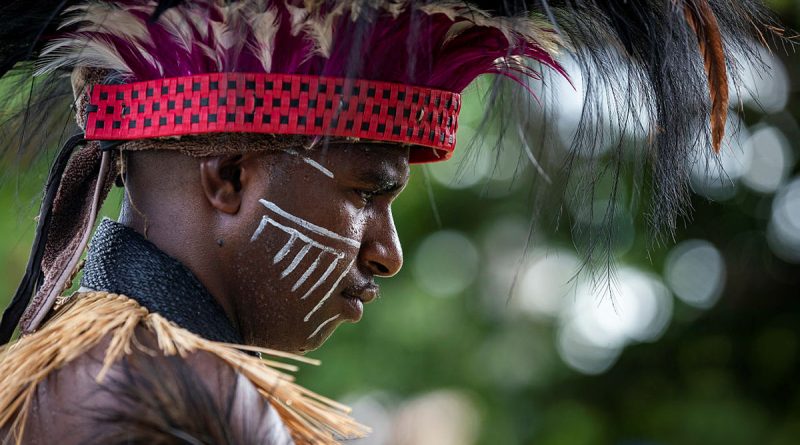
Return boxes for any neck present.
[117,152,238,332]
[81,219,243,343]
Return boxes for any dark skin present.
[119,140,410,353]
[10,330,293,445]
[3,141,409,443]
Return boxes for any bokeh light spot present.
[347,393,393,445]
[413,230,480,298]
[767,177,800,263]
[730,48,790,114]
[690,114,751,201]
[557,320,622,375]
[557,268,673,374]
[390,390,480,445]
[664,239,726,309]
[742,125,793,194]
[427,138,492,189]
[516,249,581,319]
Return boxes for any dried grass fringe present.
[0,291,368,445]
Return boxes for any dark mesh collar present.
[81,218,243,344]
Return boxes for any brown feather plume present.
[683,0,729,154]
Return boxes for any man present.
[99,138,407,351]
[0,0,781,443]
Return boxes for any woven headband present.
[85,72,461,163]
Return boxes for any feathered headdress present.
[0,0,785,341]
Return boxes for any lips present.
[342,285,378,304]
[339,283,378,321]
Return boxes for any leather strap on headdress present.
[0,137,116,342]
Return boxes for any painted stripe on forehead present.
[285,149,334,178]
[258,199,359,248]
[302,157,334,178]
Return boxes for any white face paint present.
[249,154,362,338]
[306,314,340,340]
[284,149,335,178]
[251,198,358,328]
[255,199,359,248]
[251,205,356,293]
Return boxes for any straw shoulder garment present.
[0,291,367,445]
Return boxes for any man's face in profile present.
[223,143,410,353]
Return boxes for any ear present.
[200,155,247,214]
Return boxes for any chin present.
[243,317,338,354]
[298,333,328,354]
[244,333,323,355]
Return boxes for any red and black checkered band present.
[85,73,461,163]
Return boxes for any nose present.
[359,208,403,277]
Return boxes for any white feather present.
[37,37,132,77]
[248,7,280,72]
[198,42,223,71]
[160,8,199,54]
[286,3,310,36]
[61,2,154,46]
[37,0,563,83]
[301,3,348,59]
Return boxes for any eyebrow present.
[353,168,408,194]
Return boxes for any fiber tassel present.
[683,0,729,153]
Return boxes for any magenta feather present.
[39,0,566,95]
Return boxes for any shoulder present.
[14,328,293,445]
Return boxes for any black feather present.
[0,0,190,76]
[0,0,71,78]
[546,0,779,243]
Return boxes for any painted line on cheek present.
[304,258,355,322]
[261,217,340,257]
[259,199,359,248]
[300,256,340,300]
[274,233,298,264]
[306,314,340,340]
[293,251,323,291]
[281,243,312,278]
[250,216,270,242]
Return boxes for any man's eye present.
[355,189,377,204]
